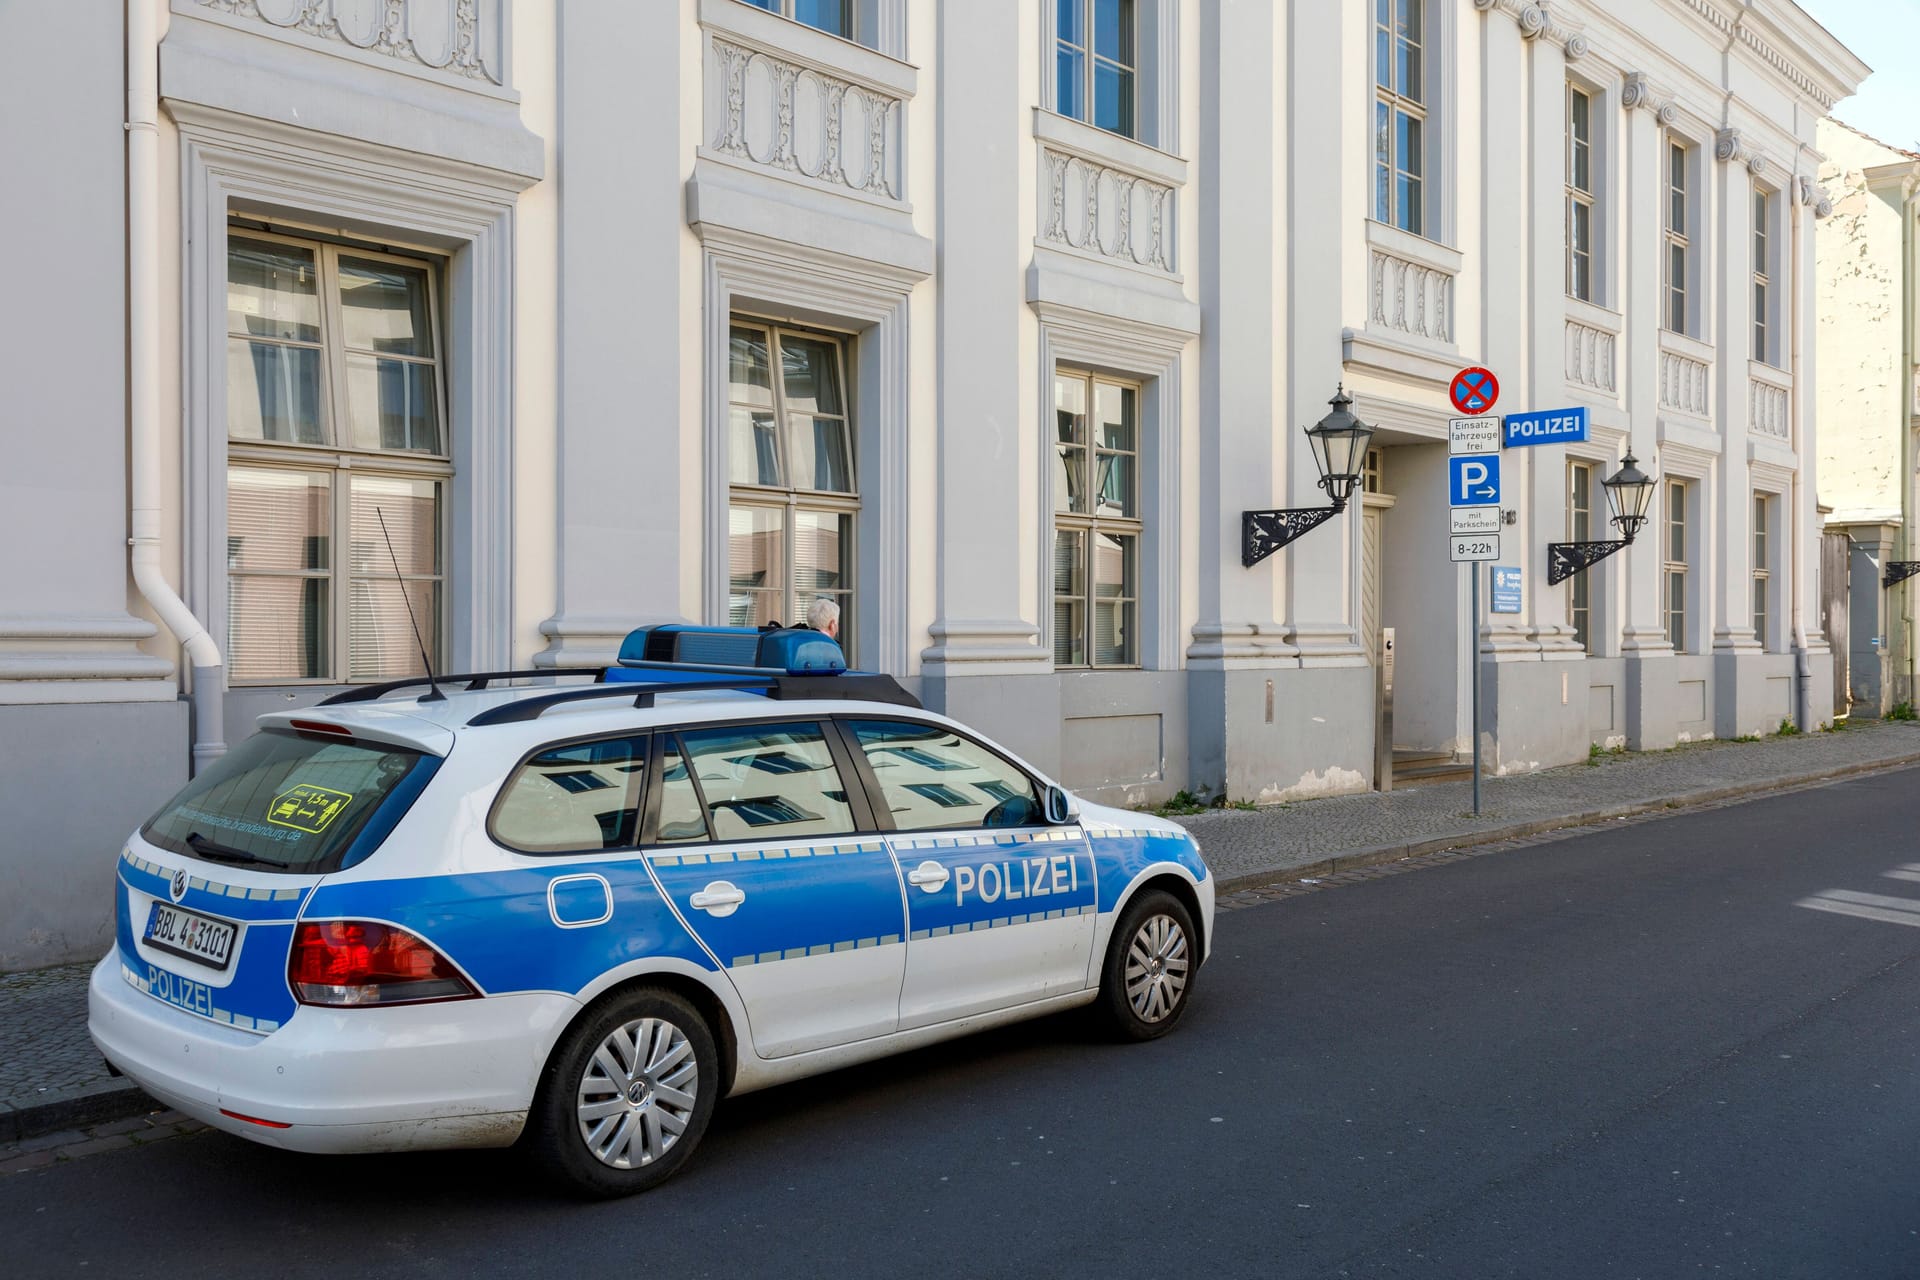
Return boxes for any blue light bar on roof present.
[613,625,847,676]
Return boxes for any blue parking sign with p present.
[1448,454,1501,507]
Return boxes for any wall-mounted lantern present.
[1242,385,1376,568]
[1546,451,1656,585]
[1884,561,1920,589]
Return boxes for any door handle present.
[690,880,746,917]
[906,860,949,893]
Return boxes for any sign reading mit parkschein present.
[1502,406,1589,448]
[1451,506,1501,535]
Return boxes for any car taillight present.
[289,921,477,1007]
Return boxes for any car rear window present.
[141,728,436,873]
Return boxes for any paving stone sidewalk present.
[1176,719,1920,886]
[3,719,1917,1143]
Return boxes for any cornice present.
[1671,0,1852,110]
[1549,0,1862,114]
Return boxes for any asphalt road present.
[10,768,1920,1278]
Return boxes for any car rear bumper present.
[88,953,578,1153]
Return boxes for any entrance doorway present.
[1367,440,1471,786]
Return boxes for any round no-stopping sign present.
[1449,367,1500,415]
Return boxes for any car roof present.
[257,684,946,756]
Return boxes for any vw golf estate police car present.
[90,626,1212,1196]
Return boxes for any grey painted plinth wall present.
[1187,666,1375,804]
[922,671,1193,809]
[1482,659,1587,774]
[0,701,187,970]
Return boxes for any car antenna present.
[376,507,444,702]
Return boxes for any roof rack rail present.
[319,667,609,706]
[464,666,919,727]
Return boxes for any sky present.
[1799,0,1920,149]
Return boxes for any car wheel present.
[528,986,718,1198]
[1098,889,1197,1041]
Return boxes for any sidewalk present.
[7,719,1919,1145]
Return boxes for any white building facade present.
[0,0,1865,970]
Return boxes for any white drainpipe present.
[128,0,225,769]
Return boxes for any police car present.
[88,625,1212,1197]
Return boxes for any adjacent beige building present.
[1816,118,1919,713]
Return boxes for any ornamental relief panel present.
[191,0,503,85]
[1039,148,1176,275]
[706,36,905,203]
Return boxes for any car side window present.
[843,719,1042,832]
[653,735,710,844]
[673,722,857,843]
[491,734,647,854]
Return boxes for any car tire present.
[527,985,719,1198]
[1097,889,1197,1042]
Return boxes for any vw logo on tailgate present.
[170,869,188,902]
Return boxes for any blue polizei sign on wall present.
[1491,566,1522,614]
[1502,406,1589,448]
[1448,454,1501,507]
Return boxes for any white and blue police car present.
[89,625,1212,1196]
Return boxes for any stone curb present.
[1215,749,1920,897]
[0,1076,157,1146]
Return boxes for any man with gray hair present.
[805,596,841,643]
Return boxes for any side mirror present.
[1043,784,1077,825]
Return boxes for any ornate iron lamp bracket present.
[1884,561,1920,590]
[1242,506,1341,568]
[1546,539,1629,586]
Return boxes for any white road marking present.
[1882,866,1920,883]
[1797,888,1920,929]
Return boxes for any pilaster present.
[922,0,1047,697]
[539,1,684,666]
[1619,68,1676,744]
[1712,130,1759,660]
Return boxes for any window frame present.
[1664,478,1691,653]
[224,225,452,688]
[1752,491,1773,651]
[1567,85,1595,303]
[1055,0,1139,140]
[1568,459,1597,653]
[637,719,880,848]
[1662,137,1696,336]
[1374,0,1430,238]
[1051,367,1144,670]
[725,316,861,661]
[1752,187,1775,365]
[733,0,870,48]
[827,716,1053,836]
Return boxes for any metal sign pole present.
[1471,563,1482,816]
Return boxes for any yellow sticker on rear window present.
[268,784,354,835]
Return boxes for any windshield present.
[141,729,436,874]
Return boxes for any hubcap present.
[576,1016,698,1169]
[1124,914,1190,1023]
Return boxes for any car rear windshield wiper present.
[184,831,292,869]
